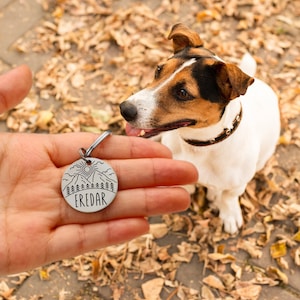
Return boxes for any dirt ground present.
[0,0,300,299]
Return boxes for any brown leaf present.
[0,281,14,299]
[39,268,50,281]
[232,284,262,300]
[201,285,215,300]
[150,223,169,239]
[142,278,164,300]
[138,257,162,274]
[203,275,225,291]
[231,262,242,279]
[157,246,171,261]
[292,230,300,242]
[276,257,289,270]
[266,267,289,284]
[207,253,236,264]
[237,239,262,258]
[270,240,287,259]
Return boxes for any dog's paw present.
[219,207,243,234]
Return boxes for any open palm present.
[0,66,198,275]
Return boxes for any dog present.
[119,23,280,234]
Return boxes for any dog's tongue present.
[125,123,151,137]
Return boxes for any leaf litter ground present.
[0,0,299,299]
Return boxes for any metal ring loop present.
[79,148,91,164]
[79,130,112,159]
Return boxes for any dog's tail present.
[239,52,257,77]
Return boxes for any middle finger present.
[110,158,198,190]
[59,158,198,190]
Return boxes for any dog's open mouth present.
[125,119,196,138]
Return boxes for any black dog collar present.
[184,106,243,147]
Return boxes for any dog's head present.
[120,23,254,138]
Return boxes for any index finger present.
[47,132,172,167]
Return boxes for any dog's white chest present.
[161,79,280,192]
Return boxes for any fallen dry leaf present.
[0,281,14,299]
[237,239,262,258]
[266,266,289,284]
[270,240,287,259]
[137,257,162,274]
[207,253,236,264]
[141,278,164,300]
[149,223,169,239]
[203,275,225,291]
[232,283,262,300]
[201,285,215,300]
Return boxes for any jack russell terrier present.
[120,23,280,234]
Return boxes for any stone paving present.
[0,1,300,299]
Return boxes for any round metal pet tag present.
[61,131,118,213]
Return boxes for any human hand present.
[0,66,198,275]
[0,65,32,113]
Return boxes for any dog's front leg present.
[218,193,243,234]
[207,187,244,234]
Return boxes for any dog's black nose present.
[119,101,138,122]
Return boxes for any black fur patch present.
[192,61,227,104]
[172,48,227,104]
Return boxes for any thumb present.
[0,65,33,114]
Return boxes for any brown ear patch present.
[216,62,254,101]
[168,23,203,53]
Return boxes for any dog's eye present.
[178,89,188,97]
[175,88,192,101]
[154,65,163,79]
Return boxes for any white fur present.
[125,56,280,234]
[161,78,280,234]
[239,52,257,77]
[153,59,197,93]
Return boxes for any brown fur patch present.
[148,59,184,88]
[147,61,223,128]
[152,97,222,129]
[143,46,253,130]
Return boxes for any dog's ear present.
[215,62,255,101]
[168,23,203,53]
